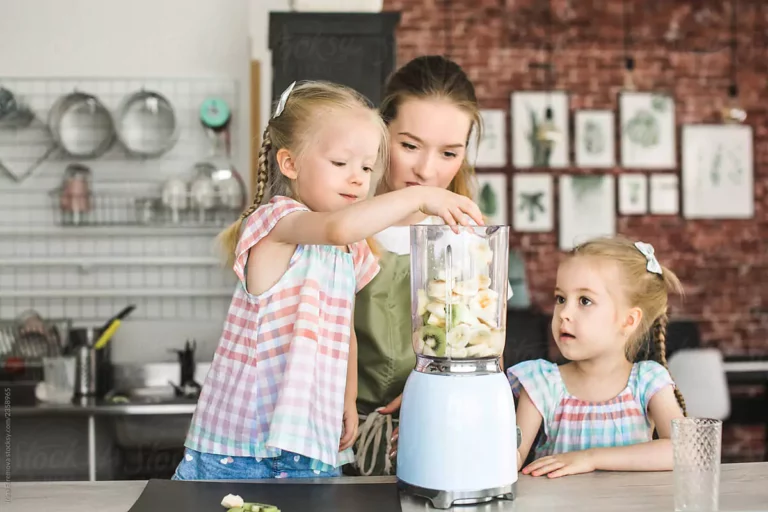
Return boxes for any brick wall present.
[385,0,767,461]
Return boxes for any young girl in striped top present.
[172,81,483,481]
[509,236,687,478]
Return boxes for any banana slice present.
[467,324,492,346]
[416,289,428,316]
[446,346,469,358]
[478,275,491,289]
[466,344,496,358]
[454,278,479,297]
[470,289,499,326]
[221,494,244,509]
[447,324,472,349]
[471,239,493,267]
[427,313,445,328]
[426,302,446,319]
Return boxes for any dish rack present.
[49,188,241,228]
[0,317,71,363]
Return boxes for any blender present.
[396,225,517,509]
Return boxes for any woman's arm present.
[270,186,483,247]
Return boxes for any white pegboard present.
[0,77,243,323]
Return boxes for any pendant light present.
[721,1,746,123]
[536,0,561,147]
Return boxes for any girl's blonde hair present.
[218,80,389,268]
[378,55,481,199]
[570,236,687,416]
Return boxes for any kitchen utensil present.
[58,163,93,225]
[48,91,116,158]
[94,304,136,350]
[127,479,403,512]
[397,225,516,509]
[115,90,178,157]
[74,328,97,396]
[0,86,35,128]
[161,178,188,224]
[40,355,76,403]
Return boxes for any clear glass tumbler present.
[672,417,722,512]
[42,356,76,403]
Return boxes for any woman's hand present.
[339,401,360,451]
[376,394,402,458]
[522,450,595,478]
[417,188,484,231]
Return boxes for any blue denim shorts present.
[172,448,341,480]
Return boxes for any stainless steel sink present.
[109,362,209,449]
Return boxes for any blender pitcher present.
[398,225,517,510]
[411,224,509,361]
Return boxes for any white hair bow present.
[634,241,662,276]
[273,81,296,118]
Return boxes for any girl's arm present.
[270,186,483,247]
[339,309,360,451]
[516,388,544,469]
[589,385,684,471]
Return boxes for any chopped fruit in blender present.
[426,302,446,319]
[417,289,428,316]
[428,279,448,299]
[471,238,494,266]
[478,275,491,289]
[447,324,472,349]
[454,278,480,297]
[466,343,496,358]
[467,325,492,346]
[427,313,446,328]
[417,325,447,357]
[449,303,479,328]
[446,346,469,358]
[470,289,499,326]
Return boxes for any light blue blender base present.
[396,368,518,509]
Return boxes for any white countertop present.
[5,462,768,512]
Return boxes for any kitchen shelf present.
[0,256,222,267]
[0,288,234,299]
[0,226,226,237]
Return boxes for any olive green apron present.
[349,251,415,475]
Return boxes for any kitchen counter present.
[5,462,768,512]
[11,396,198,417]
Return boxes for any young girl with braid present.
[172,80,483,481]
[509,236,687,479]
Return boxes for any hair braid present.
[653,310,688,416]
[243,126,272,219]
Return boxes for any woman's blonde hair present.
[378,55,481,199]
[570,236,687,416]
[217,80,389,268]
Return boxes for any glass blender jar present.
[397,224,517,509]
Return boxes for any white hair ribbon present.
[273,81,296,119]
[634,241,663,276]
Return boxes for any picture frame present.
[649,174,679,215]
[474,172,508,226]
[511,91,570,168]
[467,109,507,168]
[619,91,676,169]
[575,110,615,168]
[512,173,553,232]
[681,124,754,219]
[559,175,616,250]
[618,174,648,215]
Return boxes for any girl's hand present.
[522,450,595,478]
[418,188,485,231]
[339,402,359,451]
[375,394,402,459]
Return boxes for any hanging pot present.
[115,90,178,158]
[48,91,116,159]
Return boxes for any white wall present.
[249,0,291,134]
[0,0,253,363]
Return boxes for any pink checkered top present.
[184,196,380,470]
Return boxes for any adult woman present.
[351,55,485,476]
